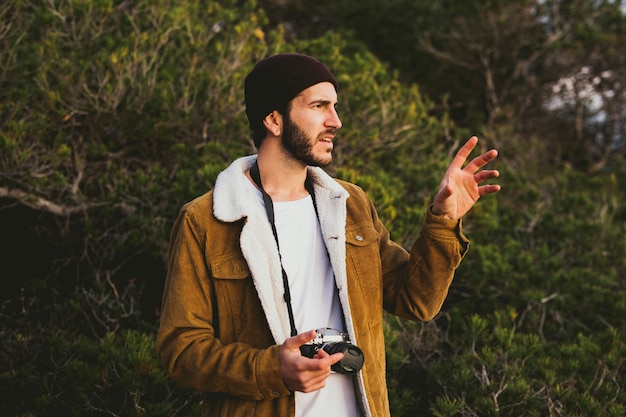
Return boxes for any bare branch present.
[0,186,87,216]
[418,34,478,70]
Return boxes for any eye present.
[310,100,332,110]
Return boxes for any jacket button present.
[355,234,363,241]
[271,391,280,397]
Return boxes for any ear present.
[262,110,282,137]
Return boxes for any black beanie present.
[244,53,338,136]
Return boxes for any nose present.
[327,107,342,129]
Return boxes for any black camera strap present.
[249,160,319,337]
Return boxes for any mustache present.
[320,128,338,137]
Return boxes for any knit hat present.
[244,53,338,136]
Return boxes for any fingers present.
[474,167,501,197]
[478,184,502,197]
[281,354,340,393]
[283,330,316,351]
[300,373,331,392]
[314,347,329,358]
[465,149,499,173]
[280,330,344,393]
[435,183,454,201]
[449,136,479,170]
[314,348,345,367]
[473,169,500,184]
[451,136,498,174]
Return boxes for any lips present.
[319,130,336,143]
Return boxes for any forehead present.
[292,81,338,104]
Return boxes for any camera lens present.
[325,343,364,375]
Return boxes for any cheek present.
[291,113,321,131]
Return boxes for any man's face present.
[281,82,342,167]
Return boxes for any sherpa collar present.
[212,156,350,344]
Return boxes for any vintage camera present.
[299,328,364,375]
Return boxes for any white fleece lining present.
[212,155,372,417]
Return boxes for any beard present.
[282,113,333,167]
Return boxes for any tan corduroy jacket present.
[156,156,469,417]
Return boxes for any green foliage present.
[1,0,272,414]
[2,0,626,416]
[0,328,201,416]
[382,134,626,415]
[293,32,455,243]
[1,0,273,331]
[262,0,626,171]
[386,308,626,416]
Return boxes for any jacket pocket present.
[345,223,383,289]
[211,254,251,279]
[209,255,272,347]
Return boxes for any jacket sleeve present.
[378,201,470,321]
[156,202,290,400]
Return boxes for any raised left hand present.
[431,136,500,220]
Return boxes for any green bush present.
[0,328,201,416]
[1,0,274,332]
[383,131,626,415]
[1,0,453,414]
[2,0,626,416]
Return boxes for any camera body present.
[299,327,364,375]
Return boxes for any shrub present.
[0,328,201,416]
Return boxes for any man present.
[156,53,500,417]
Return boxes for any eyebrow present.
[308,99,337,107]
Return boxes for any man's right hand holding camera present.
[279,330,345,393]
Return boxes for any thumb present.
[436,182,453,201]
[433,183,453,210]
[282,330,316,351]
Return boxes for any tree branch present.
[0,186,88,216]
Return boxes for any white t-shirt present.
[247,181,360,417]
